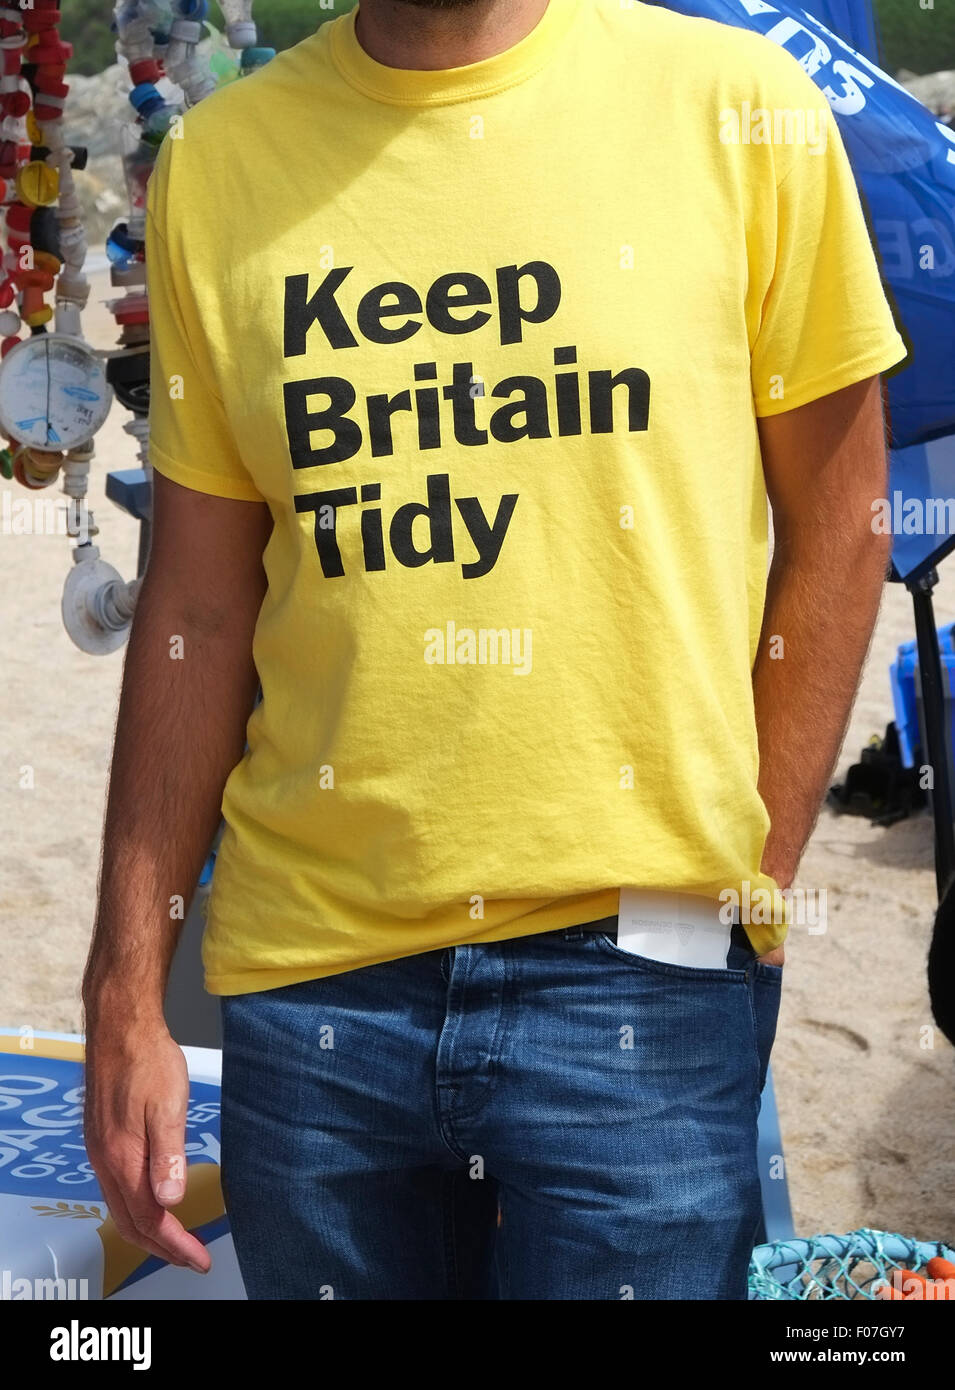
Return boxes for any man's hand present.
[83,1015,211,1273]
[756,945,785,968]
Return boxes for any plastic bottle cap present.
[6,90,32,118]
[23,8,62,31]
[6,205,33,233]
[169,17,202,43]
[227,21,258,50]
[15,268,56,291]
[22,303,53,328]
[16,160,59,208]
[241,47,276,69]
[33,250,62,276]
[130,83,165,118]
[129,58,162,86]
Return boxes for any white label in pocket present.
[616,889,732,968]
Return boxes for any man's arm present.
[753,374,892,957]
[82,472,271,1271]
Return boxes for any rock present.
[72,155,127,250]
[897,69,955,118]
[63,66,133,160]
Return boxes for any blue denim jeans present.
[219,919,782,1300]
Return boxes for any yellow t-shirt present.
[146,0,907,994]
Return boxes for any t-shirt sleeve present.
[750,98,909,417]
[145,139,265,502]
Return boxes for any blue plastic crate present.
[890,623,955,769]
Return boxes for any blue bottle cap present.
[106,221,144,267]
[241,47,277,70]
[130,83,165,118]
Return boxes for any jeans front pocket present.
[592,928,750,984]
[587,928,761,1116]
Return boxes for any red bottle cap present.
[33,74,69,96]
[6,205,33,234]
[28,37,73,67]
[112,305,151,326]
[130,58,162,86]
[3,90,31,118]
[24,9,63,32]
[34,101,66,122]
[33,75,68,98]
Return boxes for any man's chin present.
[386,1,486,8]
[385,1,486,8]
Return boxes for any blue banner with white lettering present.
[795,0,880,60]
[659,0,955,577]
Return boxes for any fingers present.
[123,1169,212,1273]
[88,1137,211,1274]
[143,1104,211,1271]
[82,1038,213,1276]
[148,1114,187,1208]
[96,1165,190,1268]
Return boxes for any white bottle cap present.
[226,21,257,49]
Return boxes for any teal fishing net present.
[749,1228,955,1300]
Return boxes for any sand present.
[1,266,953,1249]
[777,574,955,1247]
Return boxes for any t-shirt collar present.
[329,0,582,107]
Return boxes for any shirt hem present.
[150,441,266,503]
[205,887,622,995]
[203,886,791,994]
[753,334,909,417]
